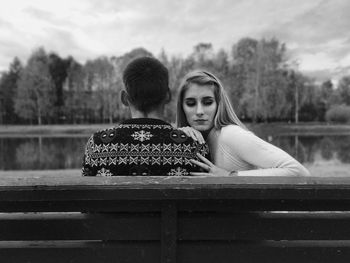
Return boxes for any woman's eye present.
[185,100,196,107]
[203,99,214,106]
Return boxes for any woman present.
[177,70,310,176]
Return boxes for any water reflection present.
[0,135,349,170]
[0,136,87,170]
[265,135,350,165]
[336,137,350,163]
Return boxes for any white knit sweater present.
[207,125,310,176]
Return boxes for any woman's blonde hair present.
[176,70,247,130]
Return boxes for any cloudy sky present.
[1,0,350,80]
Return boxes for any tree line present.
[1,37,350,125]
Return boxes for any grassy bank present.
[1,122,350,136]
[247,122,350,136]
[0,124,111,136]
[0,169,81,178]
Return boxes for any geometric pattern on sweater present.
[82,118,209,177]
[85,142,198,166]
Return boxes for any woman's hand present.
[178,126,205,144]
[190,153,235,176]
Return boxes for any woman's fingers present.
[190,153,214,172]
[180,128,198,142]
[190,159,210,171]
[190,153,232,177]
[190,130,200,142]
[192,130,205,144]
[196,153,213,166]
[178,127,194,140]
[178,127,205,144]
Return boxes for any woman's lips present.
[194,119,207,123]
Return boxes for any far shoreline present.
[0,122,350,136]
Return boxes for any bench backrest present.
[1,175,350,263]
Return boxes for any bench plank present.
[0,212,160,241]
[1,176,350,202]
[178,212,350,240]
[0,241,159,263]
[177,241,350,263]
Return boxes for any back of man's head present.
[122,56,169,113]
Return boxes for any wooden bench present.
[1,175,350,263]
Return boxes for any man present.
[82,56,208,176]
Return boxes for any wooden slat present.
[161,203,177,263]
[3,211,350,242]
[0,200,165,212]
[178,199,350,212]
[178,212,350,240]
[0,241,159,263]
[177,241,350,263]
[0,212,160,241]
[1,187,348,201]
[2,176,350,203]
[2,174,350,187]
[2,240,350,263]
[2,199,350,213]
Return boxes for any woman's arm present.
[221,126,310,176]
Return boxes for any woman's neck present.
[201,128,214,141]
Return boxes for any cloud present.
[254,0,350,75]
[0,39,28,71]
[340,54,350,68]
[299,52,337,71]
[24,6,58,23]
[0,0,349,79]
[266,0,350,43]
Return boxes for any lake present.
[0,133,350,172]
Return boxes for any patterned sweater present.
[82,118,209,176]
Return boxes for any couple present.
[82,56,309,177]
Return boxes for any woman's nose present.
[196,104,204,115]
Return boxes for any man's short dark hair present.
[122,56,169,113]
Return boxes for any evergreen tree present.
[48,53,70,122]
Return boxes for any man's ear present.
[165,88,172,103]
[121,90,129,106]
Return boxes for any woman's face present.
[182,83,217,132]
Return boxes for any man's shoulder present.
[91,126,119,144]
[167,128,196,145]
[168,128,210,157]
[88,124,204,146]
